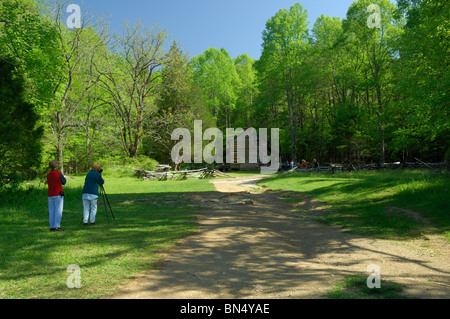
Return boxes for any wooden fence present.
[136,167,232,181]
[284,160,447,174]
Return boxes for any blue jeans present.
[48,196,64,229]
[82,193,98,223]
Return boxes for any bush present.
[0,59,43,186]
[97,155,159,177]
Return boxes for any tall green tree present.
[97,20,176,158]
[343,0,403,165]
[191,47,241,129]
[393,0,450,161]
[0,0,62,106]
[43,1,108,173]
[146,43,214,166]
[0,59,43,187]
[310,15,345,162]
[258,3,310,163]
[234,54,258,128]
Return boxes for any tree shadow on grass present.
[1,178,449,299]
[110,189,450,299]
[0,185,207,298]
[259,172,450,239]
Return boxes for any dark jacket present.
[82,169,104,196]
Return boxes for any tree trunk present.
[376,83,385,167]
[57,134,64,174]
[286,68,297,164]
[56,111,64,174]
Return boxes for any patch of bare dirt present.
[386,206,433,225]
[110,175,450,299]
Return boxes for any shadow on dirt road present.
[110,176,450,299]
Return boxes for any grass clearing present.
[258,170,450,240]
[325,275,407,299]
[0,176,215,299]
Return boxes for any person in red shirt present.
[301,159,308,172]
[47,160,67,232]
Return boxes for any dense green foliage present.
[0,59,43,188]
[250,0,448,165]
[0,0,448,181]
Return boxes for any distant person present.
[290,160,294,170]
[301,159,308,172]
[82,163,105,226]
[47,160,66,232]
[312,159,319,171]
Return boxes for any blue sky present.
[75,0,358,60]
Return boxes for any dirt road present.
[111,175,450,299]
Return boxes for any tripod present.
[80,185,115,225]
[100,185,115,225]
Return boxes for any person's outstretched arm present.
[60,173,67,185]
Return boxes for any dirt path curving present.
[110,175,450,299]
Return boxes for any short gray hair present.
[49,160,58,170]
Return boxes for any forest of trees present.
[0,0,448,187]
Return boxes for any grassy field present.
[257,170,450,240]
[0,176,215,299]
[325,275,407,299]
[1,169,448,299]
